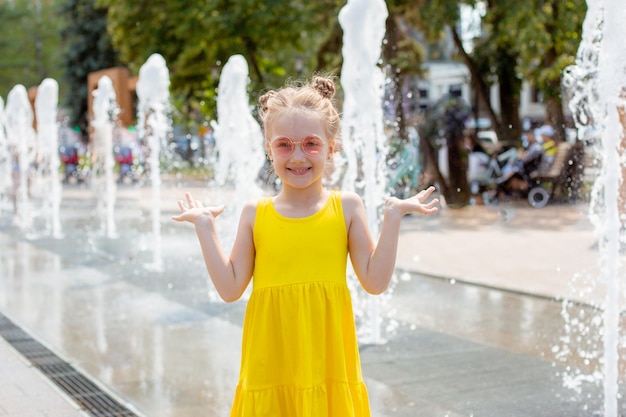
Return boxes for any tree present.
[413,0,479,206]
[418,0,525,145]
[382,3,426,143]
[59,0,121,137]
[413,0,585,207]
[313,1,427,144]
[469,0,526,145]
[98,0,345,122]
[0,0,65,99]
[419,92,472,207]
[514,0,586,142]
[424,0,584,139]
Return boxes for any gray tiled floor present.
[1,182,624,417]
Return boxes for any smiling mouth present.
[288,167,311,175]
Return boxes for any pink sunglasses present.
[270,135,326,158]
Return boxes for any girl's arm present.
[344,186,438,294]
[172,192,256,302]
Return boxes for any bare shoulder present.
[339,190,365,214]
[242,199,259,211]
[239,200,258,226]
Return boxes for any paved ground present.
[396,200,610,306]
[0,334,88,417]
[0,182,625,417]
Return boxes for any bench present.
[527,141,580,207]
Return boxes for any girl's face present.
[266,113,334,190]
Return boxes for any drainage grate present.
[0,312,139,417]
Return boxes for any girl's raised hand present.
[386,186,439,216]
[172,192,225,223]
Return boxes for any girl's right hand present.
[385,186,439,216]
[172,192,225,224]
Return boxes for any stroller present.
[467,144,519,196]
[493,149,550,207]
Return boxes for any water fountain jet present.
[136,53,171,271]
[35,78,63,239]
[5,85,36,232]
[92,75,119,239]
[563,1,626,415]
[211,54,265,219]
[0,98,10,214]
[338,0,390,345]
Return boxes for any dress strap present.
[256,196,272,209]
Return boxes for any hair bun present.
[312,77,335,99]
[259,90,276,113]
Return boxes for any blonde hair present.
[258,76,341,153]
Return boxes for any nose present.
[290,142,307,159]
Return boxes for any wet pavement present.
[0,180,625,417]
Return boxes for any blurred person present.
[535,124,557,169]
[499,128,544,183]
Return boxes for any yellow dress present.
[230,191,371,417]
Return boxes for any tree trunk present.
[315,20,343,74]
[450,25,500,134]
[545,87,567,142]
[243,39,264,87]
[443,97,471,207]
[542,0,567,142]
[496,50,522,146]
[419,130,448,192]
[446,131,470,207]
[383,14,408,142]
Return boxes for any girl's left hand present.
[172,192,225,224]
[386,186,439,216]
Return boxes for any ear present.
[327,141,336,158]
[265,140,273,161]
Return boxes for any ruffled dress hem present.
[230,380,371,417]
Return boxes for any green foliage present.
[381,1,429,74]
[98,0,344,121]
[513,0,586,97]
[1,0,587,150]
[59,0,121,135]
[413,0,585,104]
[415,0,467,40]
[0,0,65,99]
[387,37,425,75]
[0,4,29,96]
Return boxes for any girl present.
[173,76,438,416]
